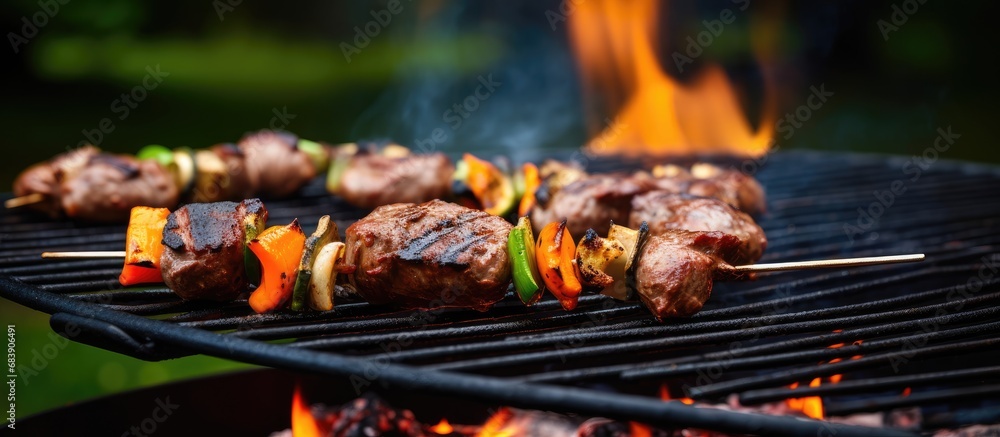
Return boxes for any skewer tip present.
[5,193,46,209]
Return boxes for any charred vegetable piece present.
[536,220,583,310]
[168,148,197,197]
[461,153,516,216]
[518,162,541,217]
[291,215,338,311]
[602,223,641,300]
[297,139,330,172]
[309,241,346,311]
[119,206,170,286]
[248,220,306,313]
[624,222,650,301]
[243,208,268,285]
[575,228,626,292]
[324,144,357,194]
[508,216,545,305]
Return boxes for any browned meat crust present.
[530,174,656,236]
[650,168,766,216]
[13,146,100,217]
[336,153,454,210]
[61,154,179,222]
[344,200,512,311]
[634,230,743,320]
[629,193,767,264]
[238,130,315,197]
[160,199,265,301]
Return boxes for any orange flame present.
[474,407,516,437]
[430,418,455,435]
[568,0,775,157]
[786,378,825,420]
[629,421,653,437]
[291,385,323,437]
[658,383,695,404]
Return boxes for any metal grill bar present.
[2,151,999,435]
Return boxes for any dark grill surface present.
[2,151,999,436]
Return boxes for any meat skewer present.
[39,200,923,321]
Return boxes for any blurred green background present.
[1,0,999,418]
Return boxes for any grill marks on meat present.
[630,193,766,264]
[336,153,454,210]
[237,130,315,198]
[634,230,743,320]
[160,199,265,301]
[530,174,656,236]
[344,200,512,311]
[61,154,179,222]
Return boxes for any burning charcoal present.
[320,393,424,437]
[577,418,674,436]
[934,424,1000,437]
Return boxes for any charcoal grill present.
[2,150,998,436]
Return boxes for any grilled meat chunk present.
[630,193,766,264]
[344,200,512,311]
[184,144,256,203]
[238,130,316,197]
[335,153,454,210]
[160,199,266,301]
[531,174,655,236]
[634,230,742,320]
[13,145,100,217]
[650,164,766,216]
[61,154,179,222]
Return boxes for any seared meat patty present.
[630,193,766,264]
[633,230,742,320]
[344,200,512,311]
[61,154,179,222]
[160,199,266,301]
[13,146,100,218]
[531,174,655,236]
[238,130,316,198]
[335,153,454,210]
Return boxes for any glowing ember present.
[567,0,775,156]
[902,387,912,397]
[786,378,825,420]
[430,418,454,435]
[629,421,653,437]
[291,385,324,437]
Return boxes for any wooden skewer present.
[42,251,127,259]
[40,251,926,273]
[729,253,925,273]
[4,193,46,209]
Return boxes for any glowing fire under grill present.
[2,151,999,436]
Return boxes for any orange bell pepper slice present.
[463,153,516,216]
[119,206,170,286]
[248,220,306,313]
[535,220,583,310]
[518,162,540,217]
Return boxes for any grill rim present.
[0,274,915,437]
